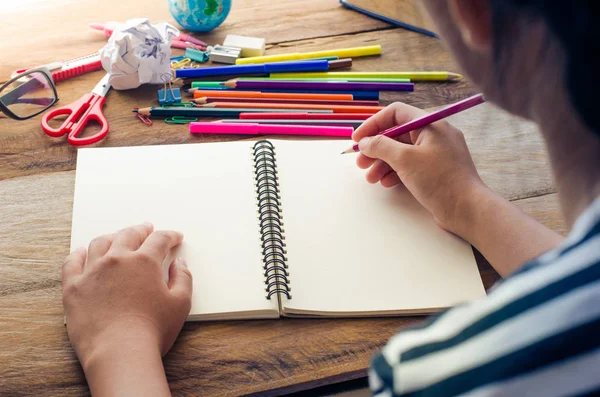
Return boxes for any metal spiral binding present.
[253,141,291,300]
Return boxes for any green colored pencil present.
[135,107,334,118]
[190,82,225,88]
[190,78,411,89]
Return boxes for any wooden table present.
[0,1,565,396]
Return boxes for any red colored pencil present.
[342,94,486,154]
[240,112,373,120]
[194,97,379,106]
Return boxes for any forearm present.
[455,186,564,277]
[82,332,171,397]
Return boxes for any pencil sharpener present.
[209,45,242,64]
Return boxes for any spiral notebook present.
[70,139,485,321]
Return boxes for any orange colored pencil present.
[192,90,353,101]
[199,102,384,114]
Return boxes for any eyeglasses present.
[0,68,58,120]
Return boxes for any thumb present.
[168,257,193,308]
[358,135,413,169]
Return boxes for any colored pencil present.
[307,56,339,61]
[342,94,485,154]
[239,112,373,120]
[235,45,382,65]
[269,71,463,81]
[191,90,354,100]
[195,97,379,106]
[189,82,225,88]
[223,79,414,92]
[238,77,412,83]
[135,107,333,118]
[255,90,379,100]
[179,59,349,82]
[175,59,330,79]
[192,88,380,101]
[183,73,267,82]
[190,122,354,137]
[199,102,384,114]
[217,119,365,128]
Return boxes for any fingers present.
[139,230,184,264]
[352,102,428,142]
[168,257,193,308]
[62,247,87,280]
[111,223,154,252]
[87,234,114,263]
[365,160,392,184]
[356,153,377,170]
[381,172,402,188]
[358,135,414,171]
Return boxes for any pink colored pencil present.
[190,122,353,137]
[342,94,485,154]
[89,22,207,49]
[176,32,207,47]
[240,112,373,120]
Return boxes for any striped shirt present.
[370,197,600,397]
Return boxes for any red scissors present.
[41,74,111,146]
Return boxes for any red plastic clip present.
[133,108,153,126]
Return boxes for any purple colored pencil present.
[224,79,414,92]
[342,94,486,154]
[196,97,380,106]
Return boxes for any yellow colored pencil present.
[236,45,382,65]
[268,71,463,82]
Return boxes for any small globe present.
[169,0,231,32]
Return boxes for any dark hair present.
[490,1,600,138]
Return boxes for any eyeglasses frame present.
[0,68,59,121]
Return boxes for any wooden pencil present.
[269,71,463,81]
[342,94,485,154]
[239,112,373,120]
[199,102,384,114]
[135,107,334,118]
[194,97,379,106]
[223,79,414,92]
[191,90,354,100]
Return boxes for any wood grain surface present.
[0,0,563,396]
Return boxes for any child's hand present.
[353,102,487,234]
[62,223,192,371]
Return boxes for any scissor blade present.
[91,74,112,97]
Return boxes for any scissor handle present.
[41,94,109,146]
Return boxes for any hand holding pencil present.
[352,100,488,235]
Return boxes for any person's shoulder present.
[369,197,600,396]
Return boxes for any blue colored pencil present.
[175,60,330,79]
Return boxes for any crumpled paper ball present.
[100,18,179,90]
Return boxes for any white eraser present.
[223,35,266,58]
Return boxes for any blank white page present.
[71,142,279,320]
[273,140,485,315]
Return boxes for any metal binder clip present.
[158,73,181,106]
[208,45,242,64]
